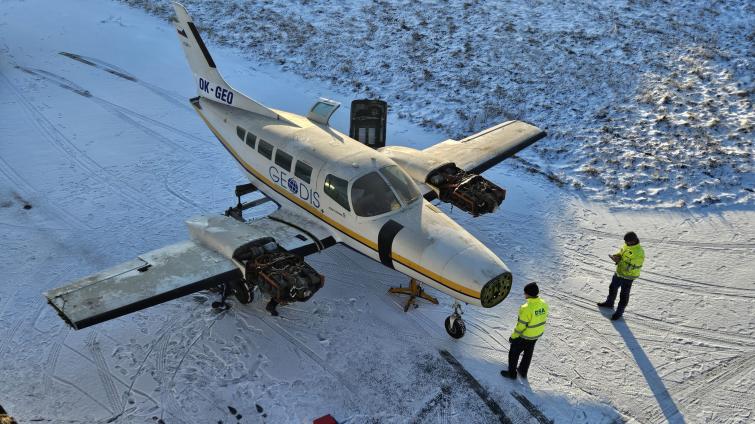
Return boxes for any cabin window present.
[236,126,246,141]
[258,139,273,160]
[275,149,293,172]
[324,174,350,211]
[351,172,400,217]
[295,161,312,184]
[380,165,420,204]
[245,132,257,149]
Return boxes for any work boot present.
[517,368,528,379]
[500,370,517,379]
[597,302,614,308]
[611,312,622,321]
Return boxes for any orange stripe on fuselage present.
[193,105,481,299]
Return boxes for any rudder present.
[172,2,280,119]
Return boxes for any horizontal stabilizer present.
[44,241,239,329]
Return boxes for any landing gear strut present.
[211,282,232,311]
[211,279,255,311]
[444,301,466,339]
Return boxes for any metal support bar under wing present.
[44,241,239,330]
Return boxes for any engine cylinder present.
[427,165,506,217]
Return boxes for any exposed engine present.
[232,238,324,305]
[426,164,506,217]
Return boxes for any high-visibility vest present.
[615,243,645,280]
[511,297,548,340]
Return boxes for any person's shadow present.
[601,309,686,423]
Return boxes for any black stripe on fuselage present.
[187,21,216,69]
[377,220,404,269]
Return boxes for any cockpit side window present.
[380,165,420,205]
[324,174,350,211]
[351,172,401,217]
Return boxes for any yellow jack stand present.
[389,279,439,312]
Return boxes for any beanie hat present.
[524,282,539,297]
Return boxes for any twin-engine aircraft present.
[44,2,545,338]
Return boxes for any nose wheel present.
[444,302,466,339]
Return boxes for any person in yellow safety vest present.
[501,282,548,380]
[598,231,645,320]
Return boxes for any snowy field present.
[1,0,754,423]
[120,0,754,209]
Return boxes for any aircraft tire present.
[444,316,466,339]
[233,280,255,304]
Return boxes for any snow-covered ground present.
[119,0,754,209]
[1,1,754,423]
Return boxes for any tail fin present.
[172,2,279,119]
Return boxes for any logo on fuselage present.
[287,178,299,194]
[269,166,320,208]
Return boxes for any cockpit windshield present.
[380,165,421,205]
[351,172,401,217]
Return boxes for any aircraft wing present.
[380,120,545,194]
[45,213,335,329]
[422,120,546,174]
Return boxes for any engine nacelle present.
[426,165,506,217]
[232,238,324,304]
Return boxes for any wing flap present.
[44,240,239,329]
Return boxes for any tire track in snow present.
[59,51,193,112]
[52,375,114,415]
[43,327,69,396]
[86,332,125,414]
[5,68,170,215]
[19,67,209,211]
[566,246,755,299]
[244,308,362,409]
[549,290,755,350]
[0,317,24,358]
[0,147,88,231]
[648,351,755,424]
[578,227,755,250]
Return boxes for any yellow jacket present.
[615,243,645,279]
[511,297,548,340]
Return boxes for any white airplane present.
[44,2,545,339]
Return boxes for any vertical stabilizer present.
[172,2,280,120]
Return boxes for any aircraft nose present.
[440,245,513,308]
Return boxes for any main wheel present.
[444,315,466,339]
[232,280,254,304]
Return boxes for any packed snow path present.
[1,1,753,423]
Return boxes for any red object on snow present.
[313,414,338,424]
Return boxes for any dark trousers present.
[509,338,537,376]
[606,274,634,316]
